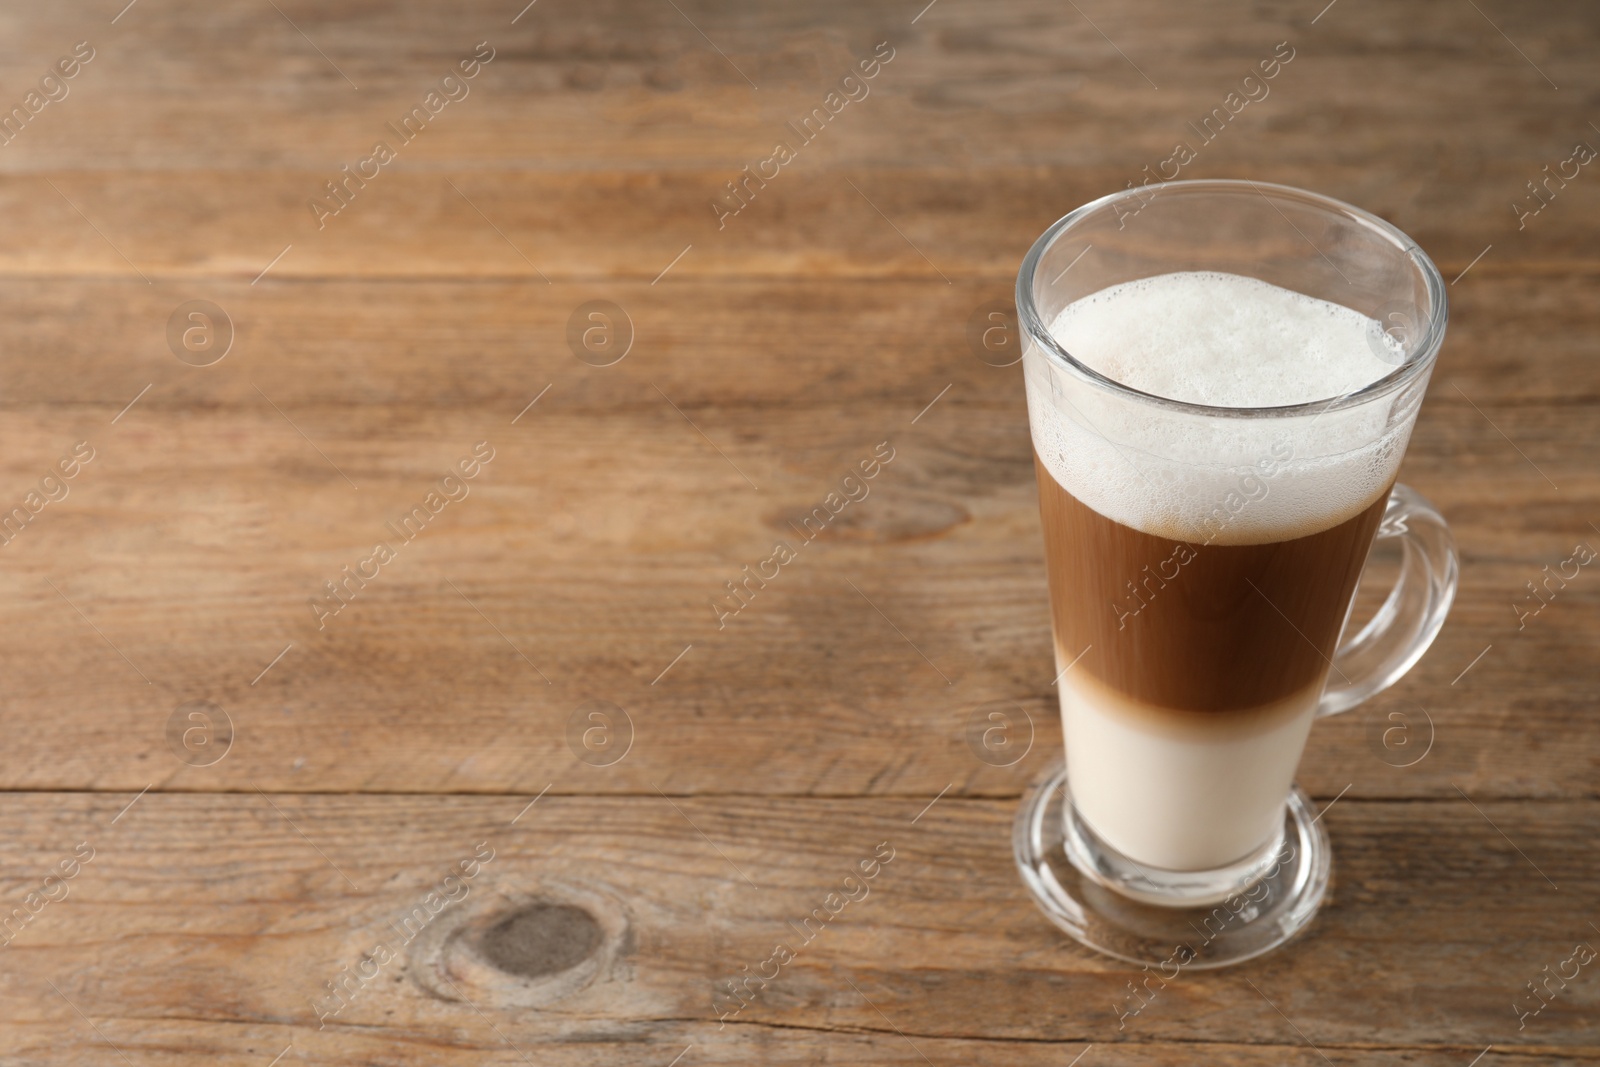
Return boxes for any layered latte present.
[1029,271,1409,871]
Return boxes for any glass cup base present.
[1013,760,1331,969]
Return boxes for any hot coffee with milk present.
[1030,271,1407,870]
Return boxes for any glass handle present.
[1318,484,1460,718]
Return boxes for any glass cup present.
[1010,180,1458,968]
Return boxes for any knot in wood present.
[478,903,603,979]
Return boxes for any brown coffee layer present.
[1036,453,1389,715]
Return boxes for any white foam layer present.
[1028,271,1415,544]
[1053,271,1402,407]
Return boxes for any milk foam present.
[1028,271,1414,545]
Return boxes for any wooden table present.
[1,1,1595,1063]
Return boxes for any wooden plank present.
[2,276,1598,412]
[0,278,1592,796]
[0,165,1593,285]
[0,0,1590,284]
[1,794,1595,1062]
[0,0,1592,177]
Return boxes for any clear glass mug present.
[1011,180,1458,968]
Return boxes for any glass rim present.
[1014,178,1448,420]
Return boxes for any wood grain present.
[0,0,1596,1062]
[1,794,1596,1063]
[0,278,1592,800]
